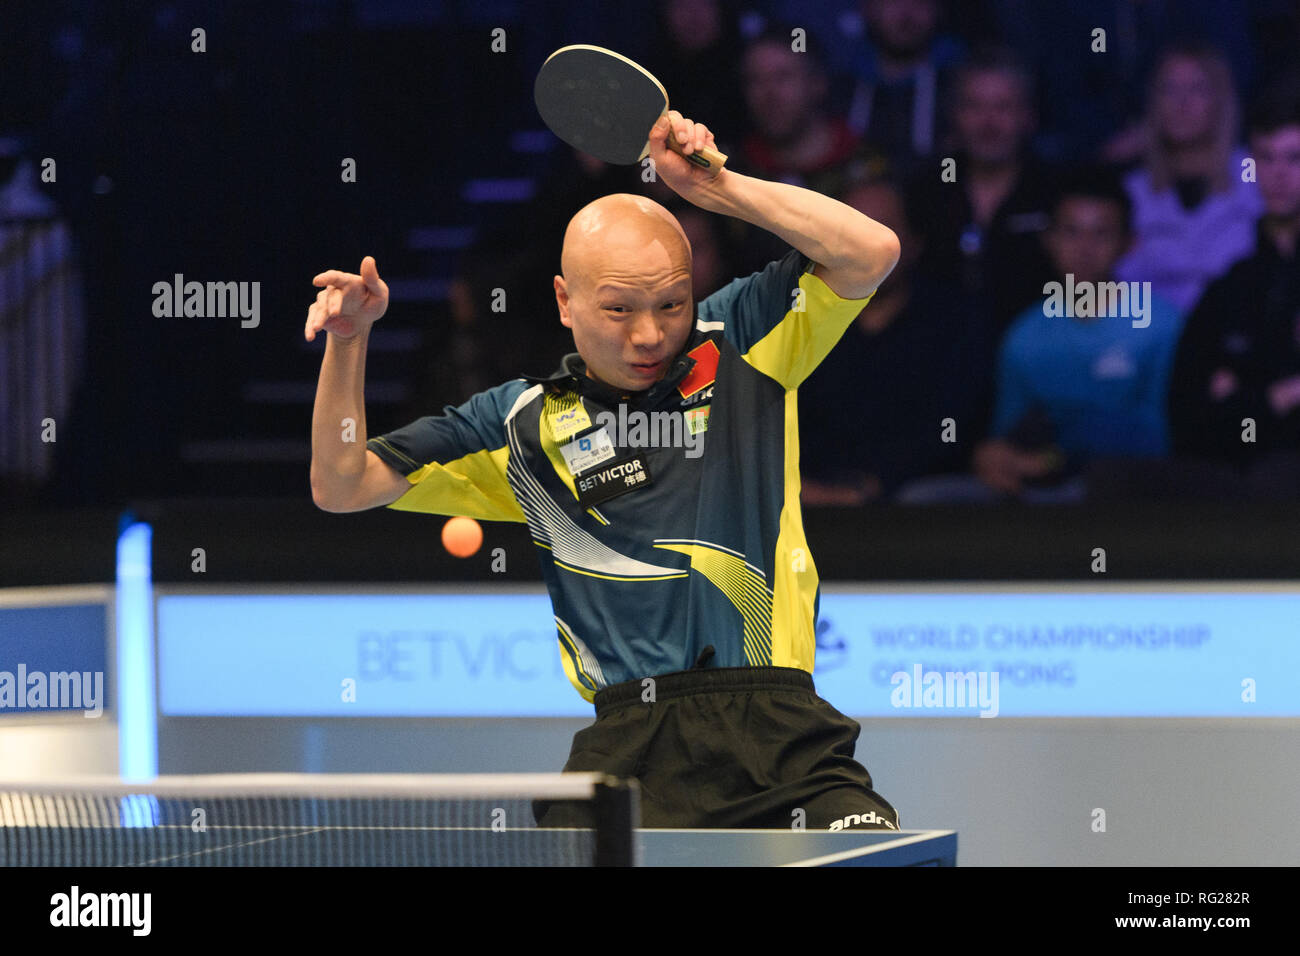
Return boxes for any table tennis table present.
[1,775,956,866]
[2,824,956,867]
[639,829,956,866]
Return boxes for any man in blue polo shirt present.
[306,111,902,830]
[972,167,1183,499]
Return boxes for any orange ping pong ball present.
[441,516,483,558]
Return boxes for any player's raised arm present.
[647,111,901,299]
[307,256,407,512]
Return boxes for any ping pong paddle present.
[534,44,729,171]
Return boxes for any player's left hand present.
[647,110,725,201]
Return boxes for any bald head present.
[553,194,698,392]
[560,194,691,295]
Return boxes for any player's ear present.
[555,275,573,328]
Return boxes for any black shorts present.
[533,665,900,830]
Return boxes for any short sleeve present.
[366,379,530,521]
[698,250,874,388]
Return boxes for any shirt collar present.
[521,329,703,407]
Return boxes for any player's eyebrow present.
[594,280,690,299]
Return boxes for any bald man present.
[308,110,902,831]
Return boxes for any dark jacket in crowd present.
[1168,223,1300,465]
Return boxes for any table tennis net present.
[0,773,639,866]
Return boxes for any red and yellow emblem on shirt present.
[678,340,720,400]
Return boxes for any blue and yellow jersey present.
[366,250,872,701]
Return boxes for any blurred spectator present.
[0,137,85,507]
[1113,42,1263,314]
[651,0,747,149]
[736,25,885,190]
[761,0,997,76]
[909,48,1057,341]
[993,0,1256,163]
[843,0,964,168]
[1166,85,1300,496]
[732,25,888,271]
[898,167,1182,502]
[799,175,993,505]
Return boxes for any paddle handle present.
[650,116,729,170]
[669,137,729,171]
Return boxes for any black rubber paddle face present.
[535,47,669,164]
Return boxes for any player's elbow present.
[310,470,353,513]
[830,227,901,299]
[311,483,344,513]
[868,226,901,275]
[859,227,901,290]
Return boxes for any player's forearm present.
[310,330,371,507]
[695,170,900,297]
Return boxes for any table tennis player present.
[307,109,903,831]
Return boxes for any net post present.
[591,775,639,867]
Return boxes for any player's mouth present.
[629,359,665,376]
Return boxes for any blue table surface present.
[637,829,958,866]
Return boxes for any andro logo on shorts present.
[678,340,720,400]
[827,811,897,831]
[575,455,652,508]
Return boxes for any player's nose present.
[627,311,663,346]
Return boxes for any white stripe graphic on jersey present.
[556,616,607,688]
[652,538,774,665]
[505,383,545,424]
[505,405,687,578]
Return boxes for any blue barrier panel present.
[0,601,110,717]
[156,586,1300,717]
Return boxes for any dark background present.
[3,0,1300,582]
